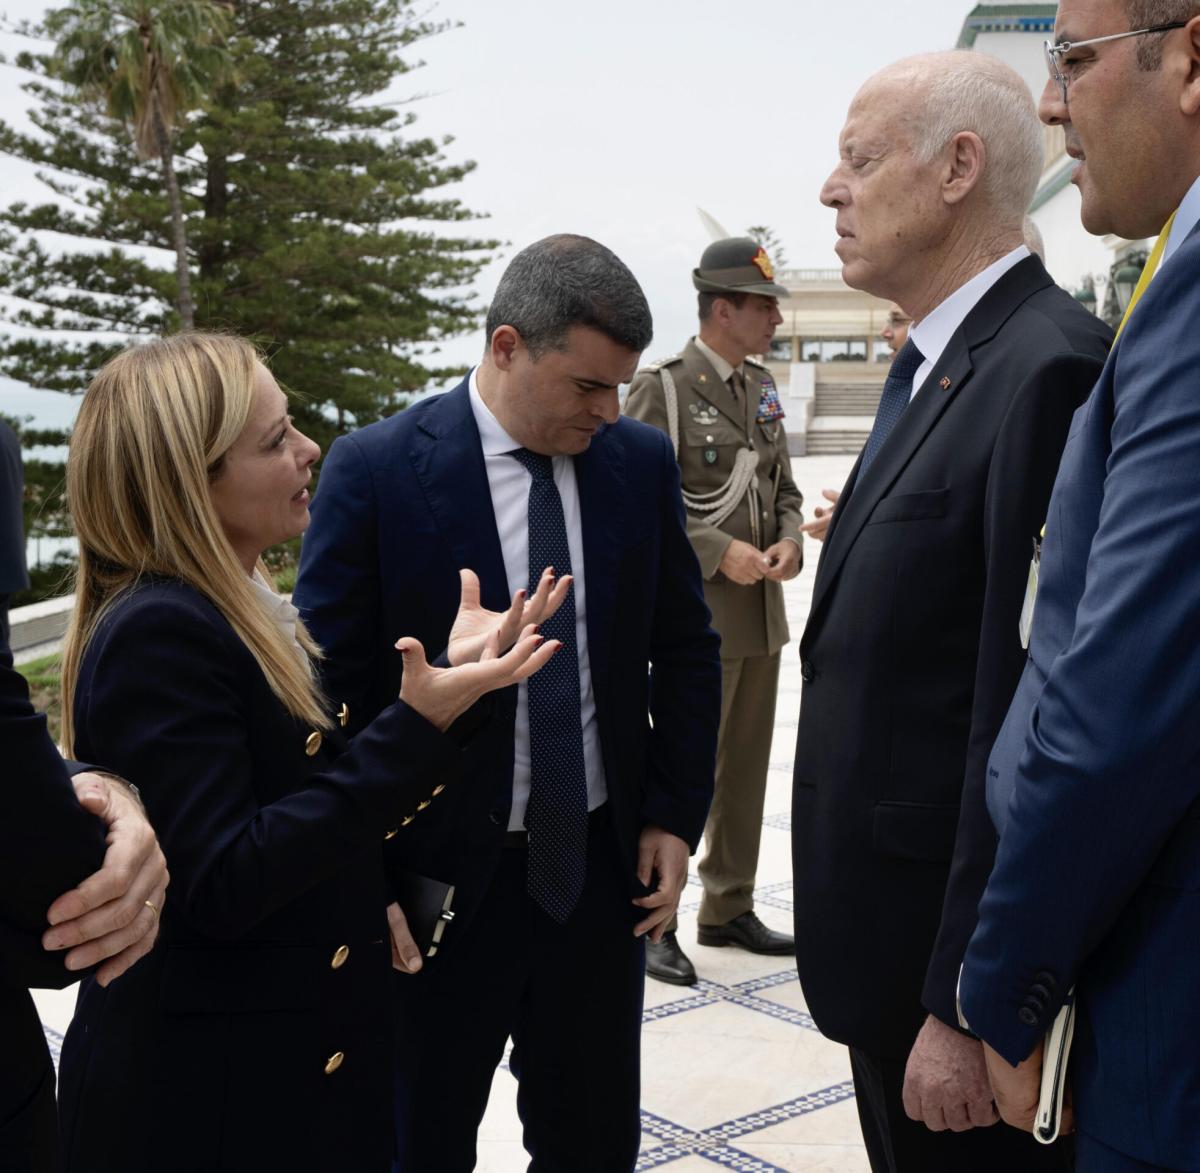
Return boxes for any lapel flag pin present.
[698,373,707,383]
[939,376,952,390]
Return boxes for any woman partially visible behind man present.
[53,333,564,1171]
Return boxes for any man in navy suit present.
[295,234,720,1171]
[960,4,1200,1170]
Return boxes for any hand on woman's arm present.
[43,773,169,985]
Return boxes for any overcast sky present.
[1,0,992,416]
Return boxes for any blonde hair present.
[60,332,329,754]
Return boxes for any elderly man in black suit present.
[0,420,31,648]
[2,470,167,1172]
[791,50,1112,1172]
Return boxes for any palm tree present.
[47,1,233,330]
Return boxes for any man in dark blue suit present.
[961,4,1200,1170]
[0,420,31,648]
[295,234,720,1171]
[2,630,168,1170]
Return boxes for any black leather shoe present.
[646,931,697,986]
[697,911,795,956]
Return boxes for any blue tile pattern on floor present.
[643,969,817,1031]
[637,1082,857,1170]
[678,876,794,917]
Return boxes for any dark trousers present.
[850,1046,1074,1173]
[1076,1132,1185,1173]
[392,812,645,1172]
[0,595,10,657]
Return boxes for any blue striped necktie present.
[857,338,925,483]
[507,447,589,922]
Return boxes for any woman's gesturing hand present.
[397,624,560,732]
[446,567,572,666]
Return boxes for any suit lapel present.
[407,379,510,611]
[574,425,626,690]
[807,255,1054,634]
[809,345,973,625]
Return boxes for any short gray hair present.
[485,234,653,359]
[1126,1,1199,67]
[880,51,1044,225]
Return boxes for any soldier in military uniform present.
[624,237,803,985]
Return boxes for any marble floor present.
[36,453,865,1173]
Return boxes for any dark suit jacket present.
[0,644,105,1173]
[293,377,721,937]
[792,256,1112,1057]
[962,225,1200,1167]
[57,579,472,1172]
[1,421,30,595]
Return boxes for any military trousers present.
[664,650,780,933]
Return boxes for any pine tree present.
[0,0,498,451]
[46,0,235,330]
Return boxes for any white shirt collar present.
[1161,172,1200,268]
[468,365,524,457]
[692,335,743,383]
[249,570,308,667]
[909,245,1031,378]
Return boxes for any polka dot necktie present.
[508,448,589,922]
[856,338,925,485]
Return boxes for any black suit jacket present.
[293,378,721,938]
[57,580,472,1172]
[791,257,1112,1057]
[0,644,105,1172]
[1,422,30,595]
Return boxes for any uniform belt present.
[504,803,608,849]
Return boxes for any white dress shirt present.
[908,246,1031,399]
[1161,172,1200,270]
[467,367,607,831]
[249,570,310,672]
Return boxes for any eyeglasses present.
[1044,22,1187,103]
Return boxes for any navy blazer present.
[57,580,472,1172]
[0,645,105,1173]
[963,227,1200,1167]
[293,377,720,935]
[0,422,29,596]
[793,257,1111,1057]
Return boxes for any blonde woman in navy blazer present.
[54,333,559,1172]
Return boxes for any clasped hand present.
[719,538,801,585]
[42,773,169,986]
[396,567,568,731]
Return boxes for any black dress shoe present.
[646,931,697,986]
[697,911,795,956]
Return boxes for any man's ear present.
[1176,15,1200,116]
[942,131,986,206]
[489,325,523,371]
